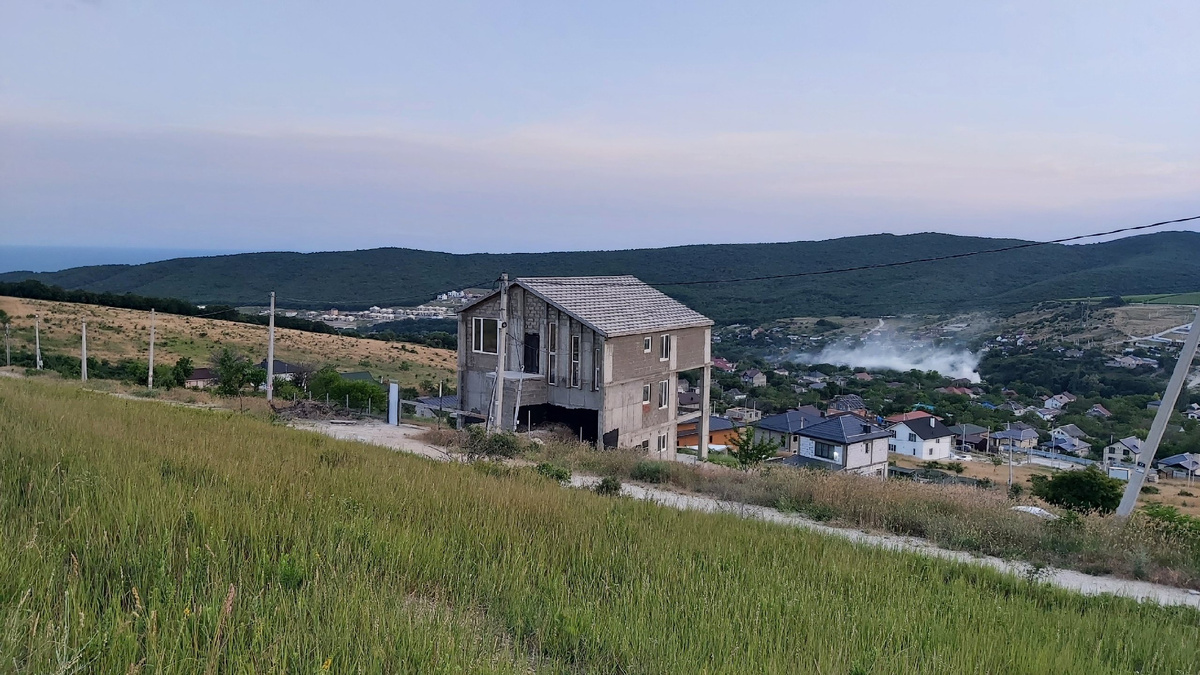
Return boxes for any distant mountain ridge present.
[3,231,1199,323]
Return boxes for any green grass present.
[1123,292,1200,305]
[2,378,1200,673]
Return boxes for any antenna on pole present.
[266,291,276,402]
[1116,306,1200,517]
[81,320,88,382]
[35,315,42,370]
[148,308,156,389]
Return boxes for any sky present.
[2,1,1199,257]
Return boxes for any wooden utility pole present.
[80,320,87,382]
[1117,306,1200,517]
[266,291,276,402]
[148,308,156,389]
[490,274,509,432]
[34,315,42,370]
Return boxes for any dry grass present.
[518,439,1200,588]
[0,295,455,388]
[3,376,1200,673]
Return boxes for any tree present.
[211,348,252,397]
[1030,466,1123,514]
[727,426,780,470]
[170,357,194,388]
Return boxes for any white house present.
[1104,436,1143,467]
[780,414,893,478]
[888,417,958,460]
[1043,392,1077,410]
[1186,404,1200,421]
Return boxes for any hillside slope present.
[4,231,1199,322]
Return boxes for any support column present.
[699,364,712,461]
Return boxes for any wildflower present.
[183,606,191,617]
[322,657,332,671]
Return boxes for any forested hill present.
[3,231,1199,323]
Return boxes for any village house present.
[827,394,868,418]
[677,416,742,451]
[1045,424,1091,456]
[755,406,825,453]
[1156,453,1200,479]
[1187,403,1200,421]
[887,416,958,460]
[456,275,713,459]
[778,414,892,478]
[712,357,736,372]
[258,359,304,382]
[741,369,767,388]
[991,423,1039,451]
[1104,436,1144,466]
[1043,392,1077,410]
[948,423,989,453]
[414,394,461,418]
[1087,403,1113,419]
[725,406,763,424]
[184,367,217,389]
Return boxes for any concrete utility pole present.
[1117,306,1200,517]
[699,332,712,461]
[34,316,42,370]
[489,274,509,432]
[4,323,9,367]
[266,291,276,402]
[148,308,156,389]
[80,320,87,382]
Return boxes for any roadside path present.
[294,419,1200,609]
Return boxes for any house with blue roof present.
[777,414,892,478]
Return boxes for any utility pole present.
[266,291,276,402]
[1117,306,1200,517]
[80,320,88,382]
[489,274,509,432]
[4,323,9,367]
[35,315,42,370]
[148,308,156,389]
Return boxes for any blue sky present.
[2,1,1198,254]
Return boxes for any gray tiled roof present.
[516,276,712,338]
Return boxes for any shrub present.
[463,425,521,461]
[536,463,572,484]
[946,461,965,475]
[1030,466,1123,514]
[594,476,622,496]
[1140,485,1160,495]
[1178,489,1195,497]
[706,452,741,468]
[1007,483,1023,499]
[631,461,670,484]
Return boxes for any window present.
[472,317,498,354]
[815,441,837,460]
[659,334,671,361]
[657,433,668,452]
[547,323,558,385]
[643,336,652,353]
[593,348,601,391]
[642,383,652,405]
[888,444,896,453]
[658,380,669,409]
[640,440,650,451]
[570,335,581,388]
[908,433,917,443]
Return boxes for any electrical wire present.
[653,215,1200,287]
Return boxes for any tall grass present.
[2,378,1199,673]
[519,440,1200,587]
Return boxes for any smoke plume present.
[791,342,981,382]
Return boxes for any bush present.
[706,452,741,468]
[463,426,521,461]
[536,463,572,484]
[1030,466,1123,514]
[631,461,670,484]
[1140,485,1160,495]
[1178,489,1195,497]
[946,462,965,475]
[594,476,622,496]
[1007,483,1024,499]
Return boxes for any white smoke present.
[791,342,981,382]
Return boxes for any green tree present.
[728,426,780,470]
[170,356,194,388]
[1030,466,1123,514]
[212,348,252,397]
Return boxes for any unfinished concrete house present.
[456,275,713,460]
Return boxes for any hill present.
[3,376,1198,672]
[4,231,1200,322]
[0,295,455,389]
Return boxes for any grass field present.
[2,377,1199,673]
[1123,292,1200,306]
[0,296,455,389]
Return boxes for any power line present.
[656,215,1200,287]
